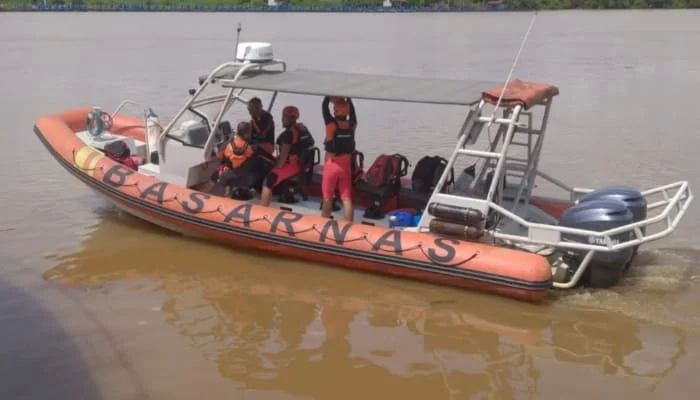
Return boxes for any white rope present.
[486,11,539,129]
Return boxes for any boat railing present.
[111,99,150,122]
[201,59,288,161]
[488,180,692,252]
[161,59,287,141]
[503,164,596,204]
[536,170,596,203]
[146,58,287,164]
[516,164,691,216]
[421,93,693,254]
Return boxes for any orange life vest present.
[223,135,254,169]
[284,123,315,165]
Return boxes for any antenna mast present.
[234,23,242,61]
[486,12,538,128]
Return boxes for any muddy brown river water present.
[1,9,700,400]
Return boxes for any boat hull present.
[34,108,554,302]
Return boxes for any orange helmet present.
[333,99,348,118]
[282,105,300,120]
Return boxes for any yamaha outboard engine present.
[577,186,647,269]
[558,198,635,288]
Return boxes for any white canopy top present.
[218,68,502,106]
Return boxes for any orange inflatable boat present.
[34,41,692,302]
[34,105,551,302]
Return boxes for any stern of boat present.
[410,80,694,291]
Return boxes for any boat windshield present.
[165,97,230,148]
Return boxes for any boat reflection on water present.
[43,210,688,399]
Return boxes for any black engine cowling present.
[558,197,635,288]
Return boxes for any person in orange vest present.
[216,121,256,198]
[260,105,315,207]
[321,96,357,222]
[248,97,276,158]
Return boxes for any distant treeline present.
[535,0,699,8]
[1,0,503,12]
[1,0,698,10]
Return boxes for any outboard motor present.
[577,186,647,269]
[558,199,635,288]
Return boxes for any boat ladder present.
[417,98,553,233]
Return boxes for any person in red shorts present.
[260,105,315,207]
[321,95,357,222]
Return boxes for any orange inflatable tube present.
[34,108,553,302]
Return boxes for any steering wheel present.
[87,109,114,137]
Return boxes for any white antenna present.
[486,11,538,129]
[234,23,242,60]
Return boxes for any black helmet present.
[236,121,251,134]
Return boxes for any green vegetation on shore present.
[530,0,699,8]
[2,0,699,9]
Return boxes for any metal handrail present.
[111,99,149,120]
[505,164,585,203]
[151,59,287,163]
[111,96,234,126]
[489,180,692,252]
[532,167,692,210]
[200,59,287,159]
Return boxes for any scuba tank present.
[145,107,162,164]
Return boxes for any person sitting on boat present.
[216,121,256,198]
[321,96,357,222]
[260,106,315,207]
[210,129,236,184]
[248,97,276,158]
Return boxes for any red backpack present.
[104,140,145,170]
[363,154,409,188]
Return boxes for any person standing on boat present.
[260,106,315,207]
[247,97,277,192]
[321,96,357,222]
[248,97,276,158]
[216,121,256,198]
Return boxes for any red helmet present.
[282,105,300,120]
